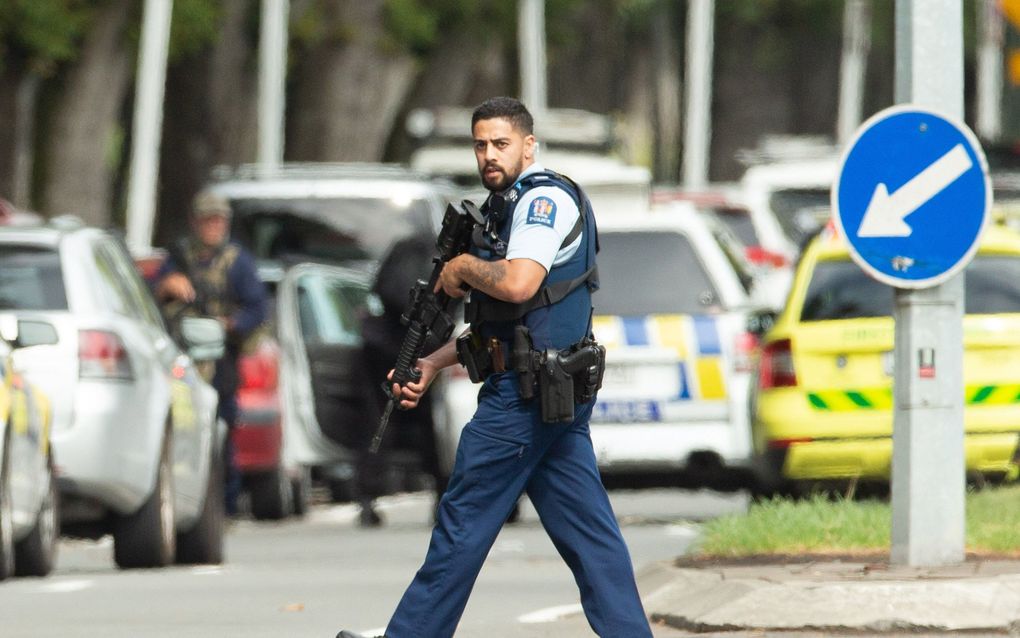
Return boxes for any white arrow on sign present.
[857,143,973,238]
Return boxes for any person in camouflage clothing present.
[155,191,268,516]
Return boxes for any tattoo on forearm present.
[467,259,506,290]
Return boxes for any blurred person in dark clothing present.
[356,234,449,527]
[154,191,269,516]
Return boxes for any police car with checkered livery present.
[588,204,760,487]
[431,202,762,490]
[750,224,1020,495]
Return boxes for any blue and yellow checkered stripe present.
[807,384,1020,410]
[593,314,726,400]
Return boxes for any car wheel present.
[250,466,292,520]
[114,438,175,568]
[0,436,14,580]
[176,445,225,565]
[290,466,311,518]
[14,456,59,577]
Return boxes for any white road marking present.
[191,566,223,576]
[517,602,584,624]
[665,523,699,539]
[30,579,94,594]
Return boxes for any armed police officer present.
[338,97,652,638]
[155,191,269,517]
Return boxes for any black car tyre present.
[14,456,58,577]
[0,435,14,580]
[250,466,292,520]
[290,466,311,518]
[176,444,225,565]
[114,437,175,568]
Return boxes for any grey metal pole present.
[125,0,173,254]
[258,0,289,175]
[837,0,871,146]
[518,0,547,115]
[976,0,1003,142]
[682,0,714,189]
[891,0,966,567]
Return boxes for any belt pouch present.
[456,331,491,383]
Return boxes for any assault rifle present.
[369,200,484,453]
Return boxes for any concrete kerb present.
[639,558,1020,635]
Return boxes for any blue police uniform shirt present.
[504,163,582,272]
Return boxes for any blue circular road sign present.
[832,104,990,289]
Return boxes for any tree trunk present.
[288,0,416,161]
[0,68,22,204]
[385,28,510,162]
[156,0,258,246]
[40,0,133,226]
[652,4,682,183]
[619,38,655,170]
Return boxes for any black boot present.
[358,498,383,528]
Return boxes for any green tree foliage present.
[0,0,92,75]
[717,0,843,72]
[167,0,222,62]
[381,0,590,57]
[0,0,224,74]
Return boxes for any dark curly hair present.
[471,97,534,135]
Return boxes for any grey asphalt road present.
[0,488,748,638]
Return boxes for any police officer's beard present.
[483,158,524,192]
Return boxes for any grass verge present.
[692,483,1020,558]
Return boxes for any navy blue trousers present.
[386,372,652,638]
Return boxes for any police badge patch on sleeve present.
[527,197,557,227]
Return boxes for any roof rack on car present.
[208,162,435,182]
[48,214,86,231]
[406,106,615,151]
[735,135,840,167]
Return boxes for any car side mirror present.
[0,314,58,348]
[746,308,777,337]
[180,316,225,362]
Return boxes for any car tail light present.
[745,246,788,268]
[239,348,278,391]
[733,331,760,373]
[79,330,133,380]
[768,437,813,449]
[758,338,796,388]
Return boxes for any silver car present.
[0,222,226,568]
[0,316,59,579]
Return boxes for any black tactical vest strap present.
[464,264,597,323]
[464,170,598,325]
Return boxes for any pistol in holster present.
[512,325,606,424]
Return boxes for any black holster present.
[513,325,606,423]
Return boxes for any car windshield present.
[596,231,721,316]
[229,196,435,265]
[801,255,1020,321]
[769,188,831,246]
[704,206,758,246]
[0,246,67,310]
